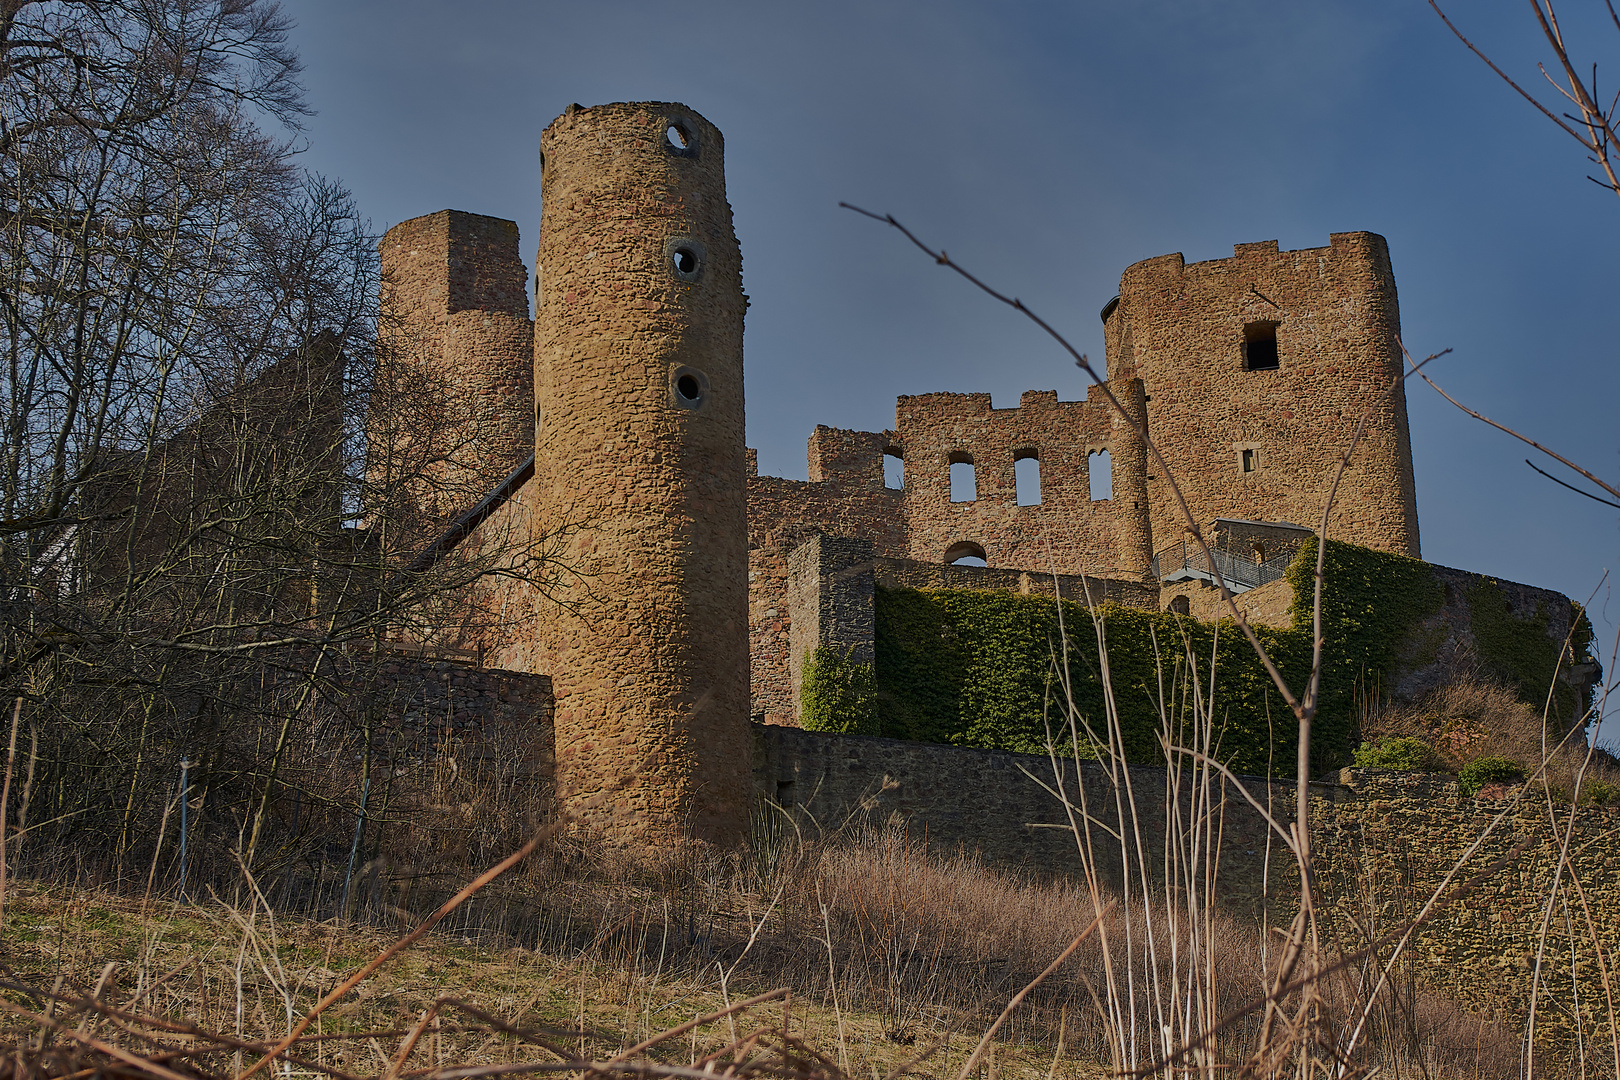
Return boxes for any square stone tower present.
[1105,233,1419,558]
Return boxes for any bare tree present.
[0,2,559,894]
[1431,0,1620,203]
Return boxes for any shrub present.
[1352,736,1443,772]
[801,646,879,735]
[1579,778,1619,806]
[1458,755,1525,798]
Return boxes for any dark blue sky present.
[277,0,1620,736]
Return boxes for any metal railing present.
[1149,540,1295,593]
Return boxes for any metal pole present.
[339,772,371,920]
[177,757,192,899]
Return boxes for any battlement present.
[1120,230,1392,287]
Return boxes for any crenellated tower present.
[1104,232,1419,558]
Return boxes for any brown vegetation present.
[1361,676,1620,804]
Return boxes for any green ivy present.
[869,540,1582,775]
[1464,578,1591,719]
[1285,537,1444,733]
[873,587,1309,774]
[1352,736,1442,772]
[800,646,879,736]
[1457,755,1525,798]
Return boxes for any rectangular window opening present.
[1088,449,1112,501]
[1243,322,1280,371]
[883,451,904,490]
[1241,448,1257,473]
[950,459,976,502]
[1014,454,1041,505]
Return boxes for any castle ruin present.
[363,100,1583,851]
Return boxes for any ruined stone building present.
[103,100,1583,851]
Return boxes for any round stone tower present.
[533,102,751,849]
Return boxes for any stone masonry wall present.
[1107,233,1419,561]
[893,382,1152,578]
[370,653,554,774]
[1314,768,1620,1050]
[755,725,1620,1046]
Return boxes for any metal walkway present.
[1149,540,1295,593]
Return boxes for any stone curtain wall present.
[1106,233,1419,560]
[1314,769,1620,1052]
[748,440,905,722]
[873,556,1155,608]
[372,653,554,773]
[892,385,1152,578]
[750,535,1154,724]
[755,725,1620,1048]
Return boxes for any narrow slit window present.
[1088,449,1112,501]
[883,449,904,490]
[950,455,976,502]
[1014,451,1041,506]
[1242,448,1258,473]
[1243,322,1280,371]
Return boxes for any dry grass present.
[1,815,1530,1080]
[0,876,1114,1080]
[1362,676,1620,803]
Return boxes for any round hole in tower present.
[670,365,709,410]
[665,237,707,282]
[666,124,690,151]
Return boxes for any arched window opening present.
[1088,449,1112,501]
[944,541,987,567]
[883,447,904,490]
[1014,449,1041,506]
[1169,595,1191,616]
[949,452,976,502]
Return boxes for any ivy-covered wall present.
[873,585,1311,773]
[866,539,1590,774]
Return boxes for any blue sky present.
[276,0,1620,740]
